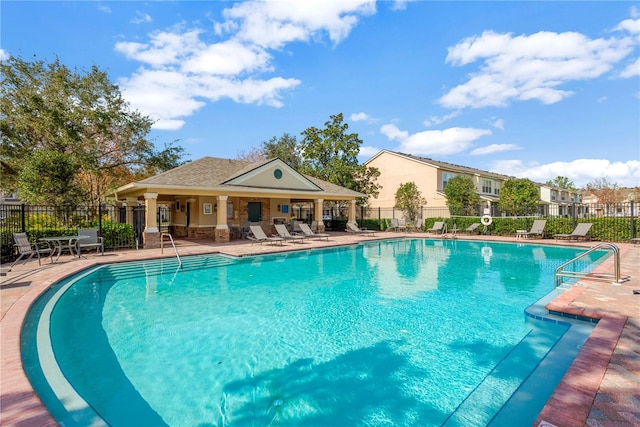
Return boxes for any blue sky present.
[2,1,639,188]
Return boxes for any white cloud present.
[115,29,205,68]
[218,0,376,49]
[423,111,460,127]
[358,145,381,158]
[97,4,111,13]
[490,117,504,130]
[439,29,636,109]
[390,0,413,11]
[350,112,378,123]
[351,112,370,121]
[120,68,301,128]
[619,57,640,77]
[614,17,640,34]
[115,1,375,129]
[131,11,152,24]
[381,124,492,156]
[470,144,519,155]
[491,159,640,188]
[0,49,8,61]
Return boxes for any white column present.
[315,198,324,224]
[144,193,159,232]
[216,195,228,229]
[348,200,357,223]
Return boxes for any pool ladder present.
[160,233,182,267]
[554,242,623,288]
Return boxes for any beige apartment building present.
[364,150,581,218]
[364,151,509,213]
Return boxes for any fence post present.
[20,203,26,232]
[631,201,636,239]
[98,203,103,236]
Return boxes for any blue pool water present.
[22,239,605,426]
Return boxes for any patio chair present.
[299,223,330,241]
[274,224,306,243]
[553,223,593,241]
[248,225,284,245]
[345,222,376,236]
[76,228,104,256]
[426,221,445,235]
[10,232,53,268]
[387,218,400,232]
[458,223,481,234]
[517,220,547,239]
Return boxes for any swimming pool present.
[22,239,606,426]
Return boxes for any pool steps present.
[443,290,595,427]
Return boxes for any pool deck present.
[1,232,638,427]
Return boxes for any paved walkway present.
[1,232,639,426]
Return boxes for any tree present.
[395,182,426,223]
[17,149,84,207]
[498,178,540,215]
[299,113,380,202]
[236,147,266,163]
[546,176,576,190]
[262,133,302,169]
[585,178,621,204]
[0,55,186,208]
[444,175,479,216]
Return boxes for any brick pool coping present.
[1,234,638,426]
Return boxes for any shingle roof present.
[139,157,252,187]
[376,151,514,181]
[135,156,364,197]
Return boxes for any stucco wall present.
[367,153,448,209]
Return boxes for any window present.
[494,182,500,195]
[482,179,492,194]
[442,172,456,190]
[227,201,234,220]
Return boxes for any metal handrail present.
[160,233,182,267]
[554,242,621,288]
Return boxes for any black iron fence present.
[359,201,638,242]
[1,203,146,264]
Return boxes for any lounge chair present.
[248,225,284,245]
[299,223,330,241]
[426,221,445,235]
[10,232,53,268]
[387,218,407,232]
[554,223,593,241]
[459,223,481,234]
[517,220,547,239]
[274,224,306,243]
[346,221,376,236]
[76,228,104,256]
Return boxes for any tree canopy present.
[0,55,186,207]
[394,182,426,222]
[262,133,302,169]
[585,177,621,204]
[545,176,576,190]
[443,175,480,216]
[299,113,380,202]
[498,178,540,215]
